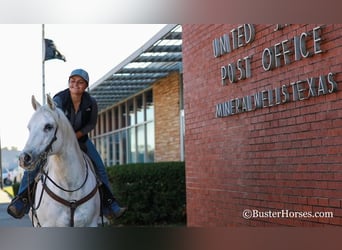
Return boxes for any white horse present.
[18,95,101,227]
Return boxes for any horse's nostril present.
[24,153,32,163]
[20,152,33,165]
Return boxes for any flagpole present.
[42,24,46,105]
[41,26,66,104]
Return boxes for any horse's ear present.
[46,94,56,110]
[31,95,41,111]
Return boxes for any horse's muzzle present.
[19,152,35,169]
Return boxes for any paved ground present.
[0,189,109,227]
[0,189,32,227]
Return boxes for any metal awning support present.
[89,24,182,111]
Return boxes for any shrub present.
[12,182,20,196]
[106,161,186,226]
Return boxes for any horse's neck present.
[47,142,86,189]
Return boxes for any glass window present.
[128,99,135,126]
[114,107,119,130]
[127,127,136,163]
[102,137,108,167]
[114,132,120,165]
[146,122,155,162]
[146,90,154,121]
[137,94,144,123]
[107,110,112,132]
[103,113,107,133]
[97,117,101,135]
[93,89,155,165]
[121,103,126,128]
[121,130,127,164]
[137,125,145,162]
[109,134,114,166]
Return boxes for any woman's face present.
[69,75,88,95]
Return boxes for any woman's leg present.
[85,139,127,217]
[18,168,37,194]
[7,168,38,218]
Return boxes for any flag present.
[43,38,66,62]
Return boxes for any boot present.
[100,184,127,219]
[104,198,127,219]
[7,192,30,219]
[7,183,34,219]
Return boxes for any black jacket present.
[53,89,98,143]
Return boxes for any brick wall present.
[183,24,342,226]
[154,72,181,162]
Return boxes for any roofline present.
[90,24,179,91]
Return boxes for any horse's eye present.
[44,124,54,132]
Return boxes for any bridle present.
[27,124,58,227]
[28,125,100,227]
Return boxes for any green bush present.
[106,161,186,226]
[12,182,20,196]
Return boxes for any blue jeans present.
[18,138,121,213]
[18,165,38,194]
[85,139,122,213]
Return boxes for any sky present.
[0,24,166,150]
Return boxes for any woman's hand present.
[76,131,83,139]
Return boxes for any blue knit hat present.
[69,69,89,85]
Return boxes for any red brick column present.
[183,24,342,226]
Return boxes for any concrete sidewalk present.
[0,188,32,227]
[0,188,12,204]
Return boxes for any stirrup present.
[103,206,127,221]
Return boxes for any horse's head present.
[19,95,69,170]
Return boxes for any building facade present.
[90,24,342,227]
[90,25,184,166]
[182,24,342,226]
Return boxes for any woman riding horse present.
[8,69,127,221]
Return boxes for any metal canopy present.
[89,24,182,112]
